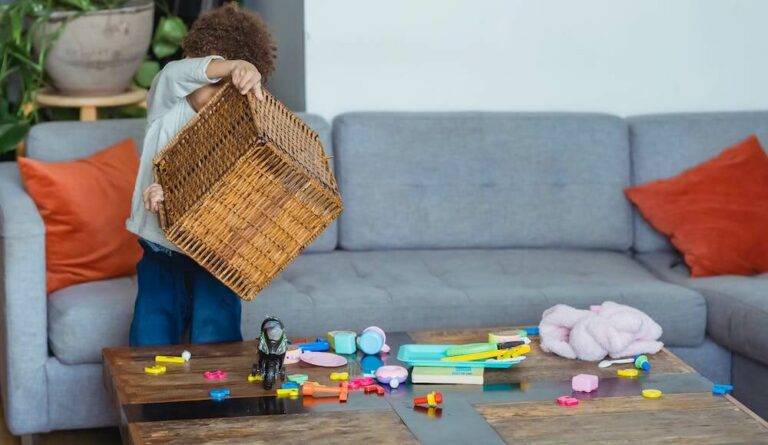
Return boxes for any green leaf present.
[134,59,159,88]
[152,40,178,59]
[155,16,187,46]
[0,120,30,154]
[10,9,22,42]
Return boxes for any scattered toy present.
[442,344,530,362]
[144,364,166,375]
[598,357,635,368]
[251,317,288,390]
[283,348,302,365]
[302,382,342,398]
[413,391,443,408]
[523,326,539,336]
[634,355,651,371]
[349,376,375,390]
[327,331,357,354]
[155,355,186,364]
[358,326,388,355]
[296,338,331,352]
[209,388,230,401]
[181,350,192,361]
[247,373,263,383]
[617,368,639,378]
[276,388,299,398]
[281,382,299,389]
[712,384,733,395]
[364,385,385,396]
[571,374,599,392]
[339,382,349,403]
[330,372,349,381]
[287,374,308,385]
[375,365,409,389]
[203,369,227,380]
[641,389,662,399]
[300,351,348,367]
[556,396,579,406]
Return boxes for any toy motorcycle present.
[251,317,287,390]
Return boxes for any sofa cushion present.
[48,249,705,364]
[637,251,768,367]
[26,114,337,253]
[334,112,632,251]
[629,112,768,253]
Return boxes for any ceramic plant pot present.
[37,0,154,96]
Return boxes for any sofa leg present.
[20,434,38,445]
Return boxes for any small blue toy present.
[210,388,231,401]
[281,381,299,389]
[712,383,733,395]
[297,337,330,352]
[523,326,539,336]
[634,354,651,371]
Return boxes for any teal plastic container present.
[397,344,526,369]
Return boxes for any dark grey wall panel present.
[245,0,306,111]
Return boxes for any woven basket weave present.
[153,82,342,301]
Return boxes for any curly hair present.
[182,3,277,79]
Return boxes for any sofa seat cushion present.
[48,249,706,365]
[638,251,768,367]
[48,276,137,365]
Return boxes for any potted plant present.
[0,0,188,153]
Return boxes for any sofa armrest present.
[0,162,49,434]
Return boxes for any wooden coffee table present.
[103,328,768,444]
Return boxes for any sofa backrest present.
[629,112,768,253]
[24,113,338,252]
[333,112,632,251]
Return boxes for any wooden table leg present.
[80,106,97,121]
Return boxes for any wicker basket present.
[153,82,342,301]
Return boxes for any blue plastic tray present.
[397,344,526,369]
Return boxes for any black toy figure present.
[251,317,287,389]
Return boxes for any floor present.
[0,399,121,445]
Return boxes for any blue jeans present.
[129,239,242,346]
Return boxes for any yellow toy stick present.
[155,355,185,364]
[441,344,530,362]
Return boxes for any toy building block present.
[364,385,385,396]
[287,374,308,384]
[203,369,227,380]
[523,326,540,336]
[209,388,230,401]
[281,382,299,389]
[571,374,599,392]
[155,354,187,364]
[297,338,330,352]
[327,331,357,354]
[712,384,733,395]
[339,382,349,403]
[144,365,166,375]
[617,368,639,378]
[641,389,662,399]
[556,396,579,406]
[302,383,341,398]
[634,355,651,371]
[247,373,263,383]
[330,372,349,381]
[349,376,375,390]
[413,391,443,408]
[276,388,299,398]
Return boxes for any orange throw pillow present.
[19,139,142,293]
[625,135,768,277]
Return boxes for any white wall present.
[305,0,768,120]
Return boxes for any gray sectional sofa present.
[0,110,766,435]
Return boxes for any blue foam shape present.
[523,326,539,336]
[210,388,231,400]
[282,382,299,389]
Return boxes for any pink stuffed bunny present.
[539,301,663,361]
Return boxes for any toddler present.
[126,4,276,346]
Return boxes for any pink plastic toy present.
[375,365,409,389]
[571,374,599,392]
[300,351,348,367]
[203,369,227,380]
[556,396,579,406]
[283,348,302,365]
[349,376,375,390]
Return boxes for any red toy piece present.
[364,384,385,395]
[413,391,443,408]
[339,382,349,403]
[556,396,579,406]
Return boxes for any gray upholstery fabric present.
[732,352,768,420]
[334,112,633,251]
[45,359,117,431]
[48,248,706,366]
[668,336,731,385]
[25,115,337,252]
[637,251,768,367]
[628,112,768,252]
[48,277,137,365]
[0,164,50,434]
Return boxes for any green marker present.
[445,341,526,357]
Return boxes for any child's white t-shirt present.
[125,55,222,252]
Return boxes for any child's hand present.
[231,60,264,100]
[142,183,164,213]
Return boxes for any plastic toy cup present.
[358,326,386,355]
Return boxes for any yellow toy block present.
[276,388,299,397]
[641,389,662,399]
[155,355,185,364]
[442,344,530,362]
[247,373,263,382]
[330,372,349,381]
[144,365,166,375]
[617,368,639,378]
